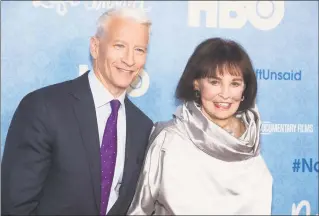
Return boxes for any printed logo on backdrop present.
[255,68,302,81]
[253,105,314,136]
[32,1,151,16]
[188,1,285,30]
[79,65,150,97]
[261,121,314,135]
[292,200,318,216]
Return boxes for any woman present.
[127,37,273,215]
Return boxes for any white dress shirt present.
[88,71,126,214]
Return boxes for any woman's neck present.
[201,109,245,138]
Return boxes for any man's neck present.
[94,70,125,98]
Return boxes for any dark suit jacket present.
[1,71,154,215]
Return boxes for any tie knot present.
[110,99,121,113]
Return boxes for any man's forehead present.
[106,16,145,30]
[102,18,149,41]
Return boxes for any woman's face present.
[194,71,245,123]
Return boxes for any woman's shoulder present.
[149,118,185,148]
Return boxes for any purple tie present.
[100,99,121,216]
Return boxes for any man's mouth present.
[116,67,134,73]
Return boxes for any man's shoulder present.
[20,80,70,106]
[11,77,80,121]
[21,73,86,104]
[33,79,71,95]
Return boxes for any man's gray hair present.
[95,7,152,38]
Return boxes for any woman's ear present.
[193,79,200,90]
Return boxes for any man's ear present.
[90,36,99,60]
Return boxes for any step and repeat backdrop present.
[1,1,318,215]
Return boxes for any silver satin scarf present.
[174,101,262,162]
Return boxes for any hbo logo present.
[188,1,285,30]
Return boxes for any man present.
[1,7,153,215]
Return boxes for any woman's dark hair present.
[175,37,257,112]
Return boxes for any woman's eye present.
[210,80,219,85]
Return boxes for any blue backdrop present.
[1,1,318,215]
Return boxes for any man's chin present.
[114,82,133,91]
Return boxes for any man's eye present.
[136,48,145,53]
[114,44,124,49]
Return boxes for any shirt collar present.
[88,70,126,108]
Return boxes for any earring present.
[194,90,200,98]
[194,90,201,107]
[241,96,245,101]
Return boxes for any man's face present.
[90,16,149,93]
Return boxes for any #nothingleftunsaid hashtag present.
[292,158,319,173]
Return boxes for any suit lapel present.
[70,71,100,212]
[121,97,140,194]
